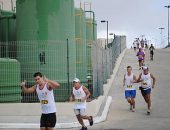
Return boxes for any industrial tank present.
[86,18,97,76]
[16,0,76,102]
[0,10,16,42]
[86,17,97,96]
[0,58,21,102]
[75,8,87,83]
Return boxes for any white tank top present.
[141,73,152,89]
[124,73,136,90]
[36,83,56,114]
[73,86,86,109]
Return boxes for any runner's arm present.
[133,75,137,83]
[150,74,156,88]
[69,90,75,102]
[20,81,36,93]
[44,76,60,89]
[136,73,142,83]
[123,74,125,86]
[83,86,91,100]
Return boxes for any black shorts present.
[150,51,154,55]
[40,113,56,128]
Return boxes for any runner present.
[149,44,155,61]
[20,72,60,130]
[136,48,145,69]
[133,41,137,51]
[70,78,93,130]
[123,66,137,112]
[137,67,156,115]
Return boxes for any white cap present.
[142,66,148,70]
[73,78,80,83]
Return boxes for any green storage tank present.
[0,10,16,42]
[16,0,76,102]
[86,18,97,96]
[75,8,87,84]
[86,18,97,75]
[0,58,21,102]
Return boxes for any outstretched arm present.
[20,81,36,93]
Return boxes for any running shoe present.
[147,110,151,115]
[80,127,87,130]
[89,116,93,126]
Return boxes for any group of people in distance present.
[21,72,93,130]
[123,39,156,115]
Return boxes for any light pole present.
[165,5,170,47]
[101,20,108,49]
[158,28,165,47]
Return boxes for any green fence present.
[0,37,126,102]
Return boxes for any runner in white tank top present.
[140,72,152,90]
[123,66,137,112]
[20,72,60,130]
[36,83,56,114]
[70,78,93,130]
[124,73,136,90]
[73,85,87,109]
[137,67,156,115]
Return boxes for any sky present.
[0,0,169,48]
[75,0,169,48]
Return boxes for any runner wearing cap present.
[123,66,137,112]
[70,78,93,130]
[137,67,156,115]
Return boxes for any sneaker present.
[89,116,93,126]
[81,127,87,130]
[132,108,135,112]
[147,110,151,115]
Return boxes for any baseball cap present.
[142,66,148,70]
[73,78,80,83]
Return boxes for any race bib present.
[75,99,81,102]
[127,85,132,88]
[41,100,48,104]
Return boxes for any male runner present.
[123,66,137,112]
[149,44,155,61]
[21,72,60,130]
[70,78,93,130]
[137,67,156,115]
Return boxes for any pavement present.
[1,48,170,130]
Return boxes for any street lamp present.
[101,20,109,49]
[165,5,170,47]
[158,28,165,47]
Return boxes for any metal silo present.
[86,18,97,74]
[0,58,21,102]
[86,17,97,95]
[0,10,16,42]
[16,0,76,101]
[75,8,87,84]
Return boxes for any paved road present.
[58,48,170,130]
[1,48,170,130]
